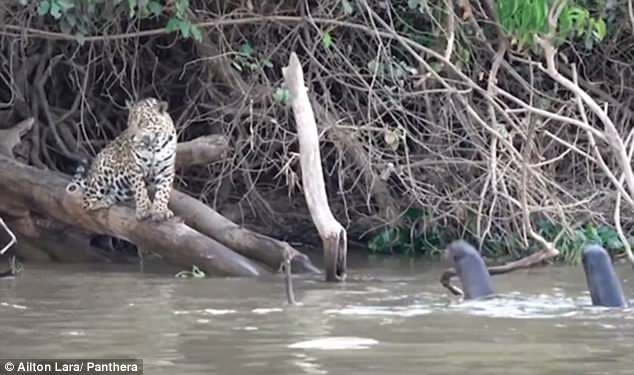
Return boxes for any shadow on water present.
[0,252,633,374]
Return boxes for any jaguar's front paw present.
[136,208,152,221]
[151,207,174,221]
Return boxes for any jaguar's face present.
[127,97,170,130]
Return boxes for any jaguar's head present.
[126,97,169,128]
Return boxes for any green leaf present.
[38,1,50,16]
[404,208,424,221]
[128,0,136,13]
[166,18,182,33]
[240,43,254,57]
[148,1,163,17]
[50,1,62,19]
[174,0,189,17]
[322,32,333,49]
[342,0,354,15]
[273,87,290,105]
[368,228,399,253]
[605,236,623,250]
[179,21,191,38]
[56,0,74,11]
[593,18,606,41]
[190,25,203,42]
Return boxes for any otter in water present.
[582,245,628,308]
[446,240,494,300]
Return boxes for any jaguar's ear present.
[158,100,169,113]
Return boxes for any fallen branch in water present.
[281,249,297,305]
[0,153,270,276]
[170,191,319,273]
[283,52,347,282]
[440,247,558,296]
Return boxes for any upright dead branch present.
[282,52,347,282]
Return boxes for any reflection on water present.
[288,337,379,350]
[0,256,633,374]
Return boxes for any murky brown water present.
[1,254,633,374]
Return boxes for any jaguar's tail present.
[66,163,88,194]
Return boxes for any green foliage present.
[497,0,608,50]
[231,42,273,72]
[368,208,444,256]
[28,0,202,42]
[368,213,630,263]
[538,220,630,264]
[341,0,354,15]
[165,17,202,42]
[272,87,290,105]
[322,32,334,49]
[175,265,206,278]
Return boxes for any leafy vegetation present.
[28,0,202,41]
[497,0,607,50]
[231,42,274,72]
[368,208,444,256]
[538,220,630,264]
[370,218,629,264]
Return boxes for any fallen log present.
[0,153,270,276]
[10,216,136,263]
[175,134,230,169]
[283,52,348,282]
[170,191,320,273]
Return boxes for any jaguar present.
[66,97,177,221]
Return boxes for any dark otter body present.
[582,245,628,308]
[447,240,494,300]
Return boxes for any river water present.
[0,254,633,374]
